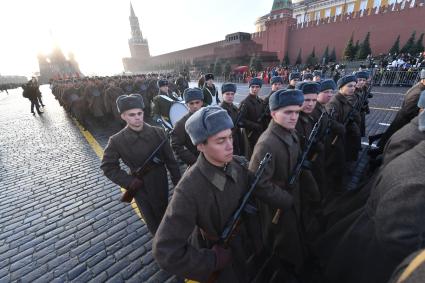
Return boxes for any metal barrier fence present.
[371,69,423,87]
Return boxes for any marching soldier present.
[170,88,203,166]
[327,75,362,165]
[249,89,320,281]
[152,79,180,122]
[314,79,346,194]
[324,140,425,283]
[100,94,181,235]
[295,82,327,198]
[240,78,267,158]
[219,83,244,155]
[262,76,284,127]
[202,73,220,105]
[287,72,301,89]
[153,106,293,282]
[354,71,371,137]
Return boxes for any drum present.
[169,102,188,126]
[156,95,188,127]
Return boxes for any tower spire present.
[130,2,136,18]
[127,2,150,60]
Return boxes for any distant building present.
[123,0,425,72]
[38,46,82,83]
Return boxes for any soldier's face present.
[318,90,334,104]
[341,82,356,96]
[271,105,301,130]
[187,100,203,113]
[313,76,321,82]
[249,85,261,96]
[160,86,169,93]
[121,108,144,130]
[356,78,367,88]
[271,82,282,92]
[302,93,318,114]
[197,129,233,166]
[290,79,299,86]
[222,92,235,104]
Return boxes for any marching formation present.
[49,68,425,283]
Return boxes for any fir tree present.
[353,40,360,58]
[329,47,337,62]
[224,61,232,79]
[343,34,356,61]
[356,32,372,60]
[401,31,416,54]
[283,51,290,66]
[213,59,223,76]
[295,49,302,65]
[306,47,318,66]
[389,35,400,55]
[321,46,329,64]
[413,33,424,54]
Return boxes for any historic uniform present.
[154,107,292,282]
[219,83,244,156]
[202,73,220,105]
[249,89,320,280]
[152,79,180,123]
[327,75,362,163]
[263,76,284,126]
[324,140,425,283]
[101,94,181,235]
[170,88,203,166]
[240,78,267,158]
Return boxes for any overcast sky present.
[0,0,272,77]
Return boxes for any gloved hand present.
[212,245,233,271]
[128,177,144,191]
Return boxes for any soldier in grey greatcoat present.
[100,94,181,235]
[153,106,293,282]
[323,140,425,283]
[170,88,203,166]
[249,89,320,281]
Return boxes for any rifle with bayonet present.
[120,118,173,203]
[272,112,325,224]
[206,152,272,283]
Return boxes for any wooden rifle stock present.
[206,153,272,283]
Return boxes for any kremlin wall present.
[123,0,425,73]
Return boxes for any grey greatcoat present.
[381,115,425,167]
[323,140,425,283]
[170,112,199,166]
[327,92,361,161]
[240,94,268,158]
[249,120,320,273]
[100,124,181,234]
[153,154,293,282]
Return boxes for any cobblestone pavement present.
[0,83,409,282]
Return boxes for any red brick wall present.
[254,1,425,64]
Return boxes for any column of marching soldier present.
[50,69,425,283]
